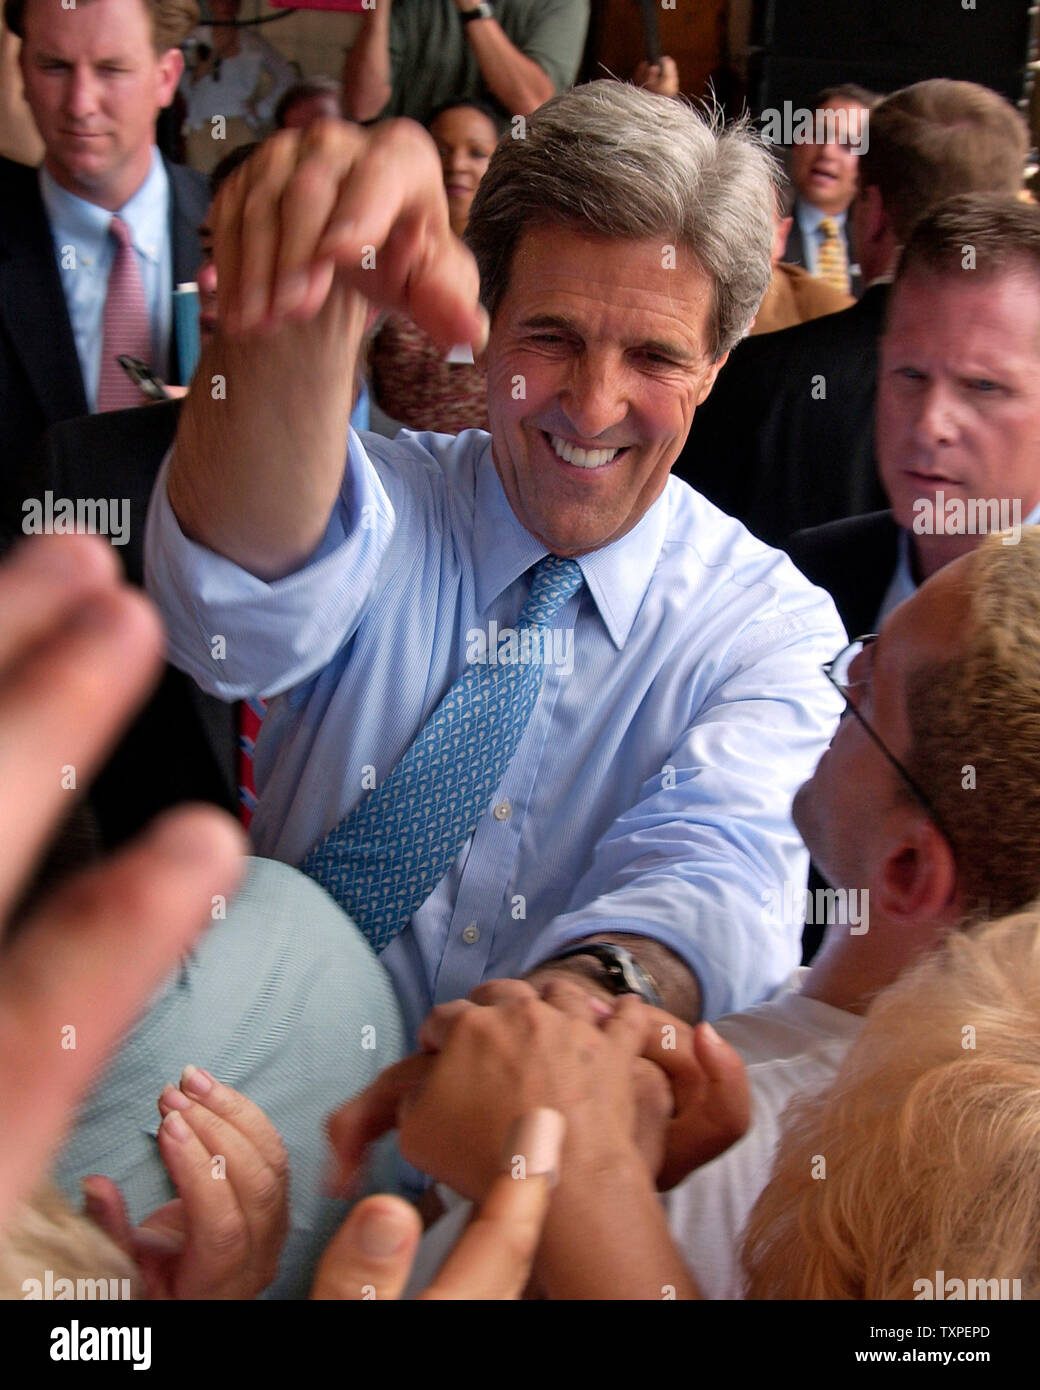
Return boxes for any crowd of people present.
[2,0,1040,1311]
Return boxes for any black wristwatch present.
[547,942,663,1008]
[459,2,495,23]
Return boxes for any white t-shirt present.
[407,971,861,1298]
[663,968,862,1298]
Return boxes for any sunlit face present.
[877,267,1040,556]
[429,104,498,236]
[483,226,729,557]
[19,0,181,210]
[789,100,869,216]
[792,560,970,888]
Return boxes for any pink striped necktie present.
[96,215,152,412]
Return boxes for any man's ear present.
[875,815,958,926]
[156,47,184,109]
[858,184,887,252]
[695,350,729,407]
[772,216,794,267]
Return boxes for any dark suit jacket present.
[32,399,238,848]
[0,154,208,534]
[785,204,861,298]
[786,509,900,639]
[673,282,890,549]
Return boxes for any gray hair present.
[465,80,780,361]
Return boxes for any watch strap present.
[460,2,495,23]
[548,942,663,1008]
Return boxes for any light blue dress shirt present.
[877,499,1040,626]
[794,200,848,278]
[40,148,172,409]
[146,429,845,1041]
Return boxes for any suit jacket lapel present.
[0,168,87,424]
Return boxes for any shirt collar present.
[472,437,671,650]
[39,147,168,266]
[798,200,846,236]
[882,495,1040,623]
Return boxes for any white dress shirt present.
[40,148,171,408]
[146,427,845,1041]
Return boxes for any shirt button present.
[462,923,480,944]
[493,800,512,821]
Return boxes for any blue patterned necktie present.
[298,555,584,951]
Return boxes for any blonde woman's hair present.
[742,909,1040,1299]
[0,1183,140,1301]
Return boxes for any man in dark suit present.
[0,0,207,534]
[674,80,1029,550]
[788,195,1040,641]
[784,84,876,300]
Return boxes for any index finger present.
[325,1053,433,1193]
[176,1066,287,1177]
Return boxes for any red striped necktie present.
[238,697,267,829]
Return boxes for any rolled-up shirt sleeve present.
[522,603,845,1021]
[143,430,397,701]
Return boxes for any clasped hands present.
[327,974,750,1208]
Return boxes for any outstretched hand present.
[213,118,487,351]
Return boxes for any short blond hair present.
[901,530,1040,920]
[6,0,199,53]
[859,79,1027,241]
[742,910,1040,1299]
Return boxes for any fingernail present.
[587,996,616,1019]
[502,1107,565,1184]
[159,1082,190,1112]
[357,1206,412,1258]
[162,1110,191,1142]
[181,1064,213,1097]
[699,1022,722,1046]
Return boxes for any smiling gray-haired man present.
[145,80,845,1044]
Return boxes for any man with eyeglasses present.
[374,523,1040,1297]
[655,524,1040,1298]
